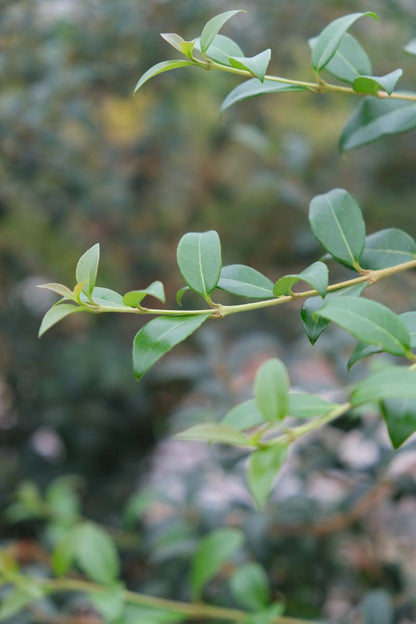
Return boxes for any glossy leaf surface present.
[381,398,416,449]
[310,33,372,84]
[247,445,288,508]
[177,231,221,297]
[39,303,81,337]
[221,79,307,113]
[360,228,416,270]
[75,243,100,296]
[200,10,245,53]
[229,49,271,81]
[353,69,402,95]
[134,60,197,93]
[273,261,328,297]
[351,366,416,406]
[254,358,289,422]
[123,281,166,307]
[218,264,274,299]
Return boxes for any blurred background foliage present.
[1,0,416,622]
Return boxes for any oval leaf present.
[218,264,274,299]
[39,303,81,337]
[360,228,416,270]
[191,528,244,598]
[273,261,328,297]
[75,243,100,296]
[254,359,289,422]
[288,392,338,419]
[340,97,416,151]
[309,33,372,84]
[134,60,197,93]
[38,283,74,300]
[247,445,288,509]
[200,10,245,53]
[317,296,410,356]
[123,281,166,307]
[351,366,416,407]
[309,188,365,270]
[174,423,252,446]
[230,563,270,611]
[74,523,119,585]
[133,314,210,379]
[381,398,416,449]
[229,49,272,82]
[311,12,377,72]
[222,399,265,431]
[177,231,221,297]
[87,287,126,308]
[221,78,307,113]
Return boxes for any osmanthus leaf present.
[133,314,210,379]
[254,358,290,423]
[381,398,416,449]
[288,392,338,418]
[311,12,377,72]
[229,49,272,82]
[309,188,366,270]
[273,261,328,298]
[161,33,196,60]
[221,399,265,431]
[52,528,78,576]
[229,562,270,611]
[247,444,288,508]
[75,243,100,296]
[133,60,198,93]
[359,228,416,270]
[38,303,81,337]
[317,296,411,356]
[84,287,127,308]
[404,39,416,56]
[217,264,274,299]
[190,528,244,599]
[177,231,222,297]
[38,282,74,299]
[176,286,190,306]
[309,33,372,84]
[123,281,166,307]
[174,423,252,447]
[199,10,246,53]
[400,312,416,348]
[196,34,244,66]
[340,97,416,151]
[351,366,416,407]
[221,78,307,114]
[74,522,120,585]
[353,69,403,96]
[301,283,367,345]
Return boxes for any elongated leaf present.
[76,243,100,296]
[288,392,337,418]
[123,281,166,307]
[317,296,410,356]
[161,33,186,53]
[360,228,416,270]
[381,398,416,449]
[196,34,244,66]
[254,359,289,422]
[191,528,244,598]
[301,283,366,344]
[221,78,307,113]
[134,60,197,93]
[230,563,270,611]
[351,366,416,406]
[404,39,416,56]
[273,261,328,297]
[247,445,288,508]
[340,97,416,151]
[86,287,126,308]
[218,264,274,299]
[353,69,402,96]
[309,33,372,84]
[312,12,377,72]
[222,399,265,431]
[74,522,119,585]
[177,231,221,297]
[39,303,81,337]
[309,188,365,270]
[200,10,245,53]
[174,423,252,446]
[229,49,271,82]
[38,283,74,299]
[133,314,210,379]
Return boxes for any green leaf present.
[176,286,189,306]
[273,261,328,297]
[196,34,244,66]
[75,243,100,296]
[123,490,157,528]
[199,10,245,54]
[311,12,377,72]
[160,33,185,52]
[217,264,274,299]
[230,563,270,611]
[360,228,416,270]
[124,605,184,624]
[229,49,271,82]
[74,522,120,585]
[254,359,290,422]
[244,603,286,624]
[353,69,403,96]
[37,282,74,299]
[133,314,210,380]
[89,585,125,621]
[400,312,416,348]
[309,188,366,270]
[288,392,338,419]
[301,283,366,344]
[340,97,416,151]
[52,530,77,576]
[404,39,416,56]
[85,287,126,308]
[317,296,410,356]
[247,445,288,508]
[190,528,244,598]
[381,398,416,449]
[221,78,307,113]
[134,60,198,93]
[309,33,372,84]
[123,281,166,308]
[177,231,222,297]
[174,423,252,447]
[38,303,81,337]
[351,366,416,407]
[221,399,265,431]
[0,587,43,622]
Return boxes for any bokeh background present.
[1,1,416,622]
